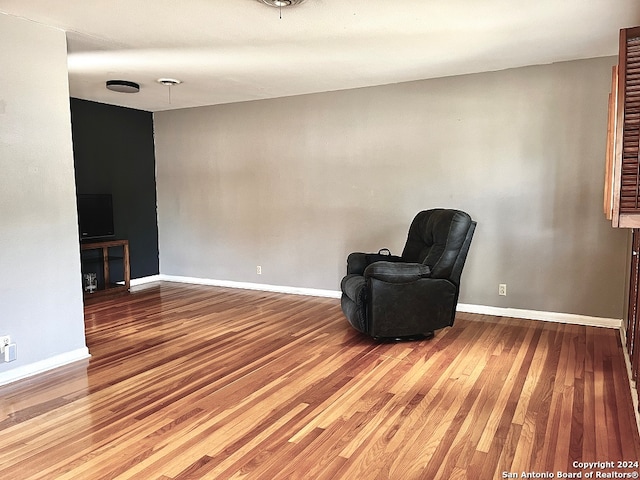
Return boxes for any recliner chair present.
[340,209,476,340]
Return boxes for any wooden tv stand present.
[81,239,130,300]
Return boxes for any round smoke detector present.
[259,0,307,7]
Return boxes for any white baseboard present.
[158,274,621,329]
[158,274,342,298]
[130,274,162,287]
[619,324,640,435]
[0,347,91,387]
[457,303,622,329]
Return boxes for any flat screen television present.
[77,193,115,241]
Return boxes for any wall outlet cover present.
[4,344,16,362]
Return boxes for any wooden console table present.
[81,239,130,300]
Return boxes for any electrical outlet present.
[498,284,507,296]
[256,265,262,275]
[0,336,13,363]
[4,344,16,362]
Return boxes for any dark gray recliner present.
[340,209,476,340]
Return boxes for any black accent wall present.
[71,98,159,279]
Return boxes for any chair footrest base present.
[372,331,435,342]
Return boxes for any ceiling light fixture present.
[157,78,182,87]
[157,78,182,105]
[258,0,306,18]
[259,0,307,7]
[106,80,140,93]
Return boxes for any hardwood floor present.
[1,282,639,479]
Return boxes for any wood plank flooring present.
[1,282,639,479]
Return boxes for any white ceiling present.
[2,0,639,112]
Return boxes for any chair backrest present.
[401,209,475,282]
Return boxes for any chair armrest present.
[341,274,367,304]
[347,251,403,275]
[364,261,431,283]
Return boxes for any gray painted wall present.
[0,14,87,377]
[71,98,160,279]
[155,57,628,319]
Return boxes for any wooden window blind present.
[605,26,640,227]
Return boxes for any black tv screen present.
[77,194,115,241]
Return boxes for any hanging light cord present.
[157,78,182,105]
